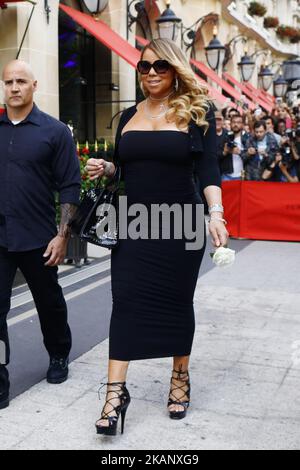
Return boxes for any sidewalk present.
[1,239,300,450]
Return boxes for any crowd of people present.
[216,102,300,183]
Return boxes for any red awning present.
[59,4,141,68]
[244,82,274,107]
[223,71,273,113]
[260,88,275,104]
[191,59,256,112]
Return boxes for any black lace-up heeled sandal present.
[95,381,131,436]
[168,369,191,420]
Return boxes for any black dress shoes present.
[46,357,69,384]
[0,365,10,410]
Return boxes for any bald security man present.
[0,61,81,409]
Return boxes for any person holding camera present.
[241,121,279,181]
[263,128,300,182]
[220,114,248,181]
[262,152,299,183]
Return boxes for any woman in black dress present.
[86,39,228,436]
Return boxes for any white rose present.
[211,246,235,268]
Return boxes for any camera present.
[285,129,296,140]
[226,131,236,149]
[280,143,292,164]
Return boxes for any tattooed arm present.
[43,203,78,267]
[58,203,78,239]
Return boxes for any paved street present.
[0,235,299,450]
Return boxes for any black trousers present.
[0,246,72,366]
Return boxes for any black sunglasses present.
[137,60,171,75]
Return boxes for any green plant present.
[248,2,267,17]
[264,16,279,28]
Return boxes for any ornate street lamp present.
[238,52,255,82]
[273,73,288,98]
[205,26,226,71]
[258,65,274,91]
[282,59,300,83]
[223,35,248,69]
[181,13,218,54]
[156,2,182,42]
[81,0,109,15]
[238,49,271,83]
[127,1,152,40]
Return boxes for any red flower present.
[82,148,90,155]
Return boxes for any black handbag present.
[69,166,121,249]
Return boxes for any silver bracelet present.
[208,204,224,214]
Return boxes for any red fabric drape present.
[222,181,300,241]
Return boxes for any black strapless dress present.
[109,131,206,361]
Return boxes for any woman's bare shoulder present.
[136,101,146,113]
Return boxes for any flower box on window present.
[277,25,300,43]
[264,16,279,29]
[248,2,267,17]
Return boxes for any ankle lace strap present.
[97,382,128,421]
[98,381,127,401]
[172,369,189,380]
[107,381,126,386]
[169,371,190,406]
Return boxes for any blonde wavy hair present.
[140,39,211,132]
